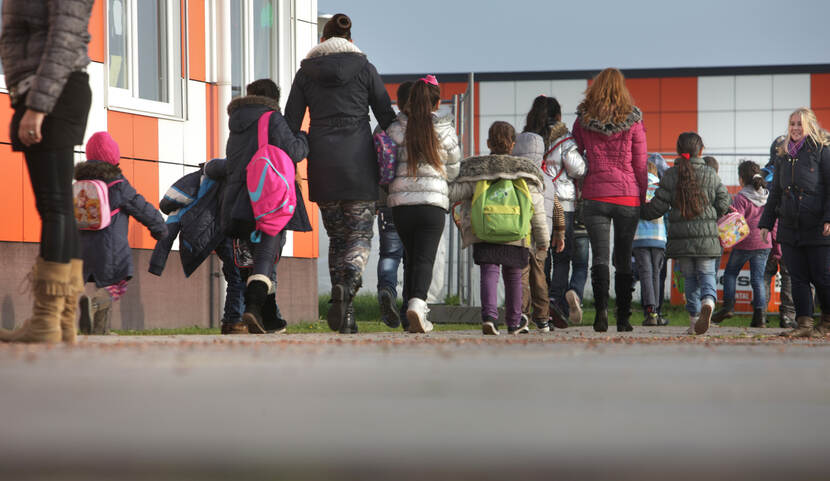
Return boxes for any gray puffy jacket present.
[386,111,461,210]
[542,122,586,212]
[0,0,93,113]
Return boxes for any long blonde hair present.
[777,107,830,156]
[577,68,634,125]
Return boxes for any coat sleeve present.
[561,139,586,179]
[631,122,649,203]
[118,182,168,240]
[530,189,550,249]
[641,173,673,220]
[283,73,307,134]
[148,221,181,276]
[204,157,228,180]
[551,195,565,241]
[713,178,732,218]
[270,114,309,163]
[759,157,782,230]
[822,146,830,224]
[26,0,94,113]
[730,193,746,217]
[571,120,585,156]
[366,63,396,131]
[448,180,474,203]
[443,133,461,182]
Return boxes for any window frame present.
[231,0,280,99]
[105,0,185,118]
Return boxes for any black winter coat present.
[149,166,224,277]
[75,161,167,287]
[284,38,396,203]
[759,138,830,247]
[219,95,311,238]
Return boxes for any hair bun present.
[323,13,352,40]
[337,15,351,29]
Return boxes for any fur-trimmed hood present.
[74,160,122,181]
[300,38,367,88]
[227,95,280,116]
[577,106,643,135]
[546,121,569,146]
[455,154,545,190]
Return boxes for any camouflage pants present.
[319,200,375,288]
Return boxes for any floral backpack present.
[717,208,750,248]
[374,131,397,185]
[73,179,123,230]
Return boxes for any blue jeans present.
[377,207,404,297]
[216,238,245,324]
[722,248,771,309]
[677,257,718,315]
[547,211,590,312]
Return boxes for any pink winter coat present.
[572,107,648,204]
[731,186,774,251]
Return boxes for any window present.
[230,0,278,98]
[107,0,183,117]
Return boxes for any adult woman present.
[759,107,830,338]
[572,68,647,332]
[0,0,95,344]
[285,13,396,334]
[386,76,460,333]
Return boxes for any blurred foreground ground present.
[1,326,828,480]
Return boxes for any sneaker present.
[642,311,659,326]
[565,290,583,325]
[482,318,500,336]
[508,315,530,335]
[657,315,669,326]
[549,303,569,329]
[695,298,715,335]
[264,317,287,334]
[378,288,401,329]
[534,319,550,332]
[407,298,434,334]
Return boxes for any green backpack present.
[471,178,533,243]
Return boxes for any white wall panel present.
[772,110,794,140]
[478,115,501,154]
[295,0,314,22]
[283,231,294,257]
[478,81,515,116]
[183,80,207,166]
[735,110,773,150]
[83,62,108,146]
[295,20,316,65]
[772,74,810,110]
[698,76,735,111]
[158,118,185,164]
[735,75,772,110]
[698,111,735,150]
[514,80,551,117]
[561,113,578,133]
[551,79,588,116]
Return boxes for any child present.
[632,159,667,326]
[703,155,719,173]
[449,121,550,335]
[386,75,461,333]
[642,132,731,335]
[75,132,168,334]
[512,131,566,331]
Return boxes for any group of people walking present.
[2,6,829,343]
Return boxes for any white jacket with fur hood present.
[448,154,550,250]
[386,112,461,210]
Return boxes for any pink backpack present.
[246,111,297,237]
[73,179,123,230]
[374,131,398,185]
[717,208,750,248]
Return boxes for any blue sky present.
[318,0,830,75]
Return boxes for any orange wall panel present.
[107,111,134,159]
[188,0,206,81]
[815,109,830,130]
[0,93,14,144]
[87,0,105,63]
[130,160,160,249]
[812,74,830,110]
[660,77,697,112]
[626,78,660,112]
[132,115,159,161]
[205,84,220,158]
[21,161,40,243]
[660,112,697,153]
[641,112,660,153]
[0,146,24,241]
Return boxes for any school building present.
[0,0,322,330]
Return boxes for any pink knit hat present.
[86,131,121,165]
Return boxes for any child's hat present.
[86,131,120,165]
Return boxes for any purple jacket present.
[572,107,648,204]
[732,187,773,251]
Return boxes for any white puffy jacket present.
[542,122,586,212]
[386,112,461,210]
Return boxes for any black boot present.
[242,277,270,334]
[750,308,767,328]
[615,273,634,332]
[262,293,287,333]
[335,271,361,334]
[328,271,363,332]
[712,299,735,324]
[339,303,358,334]
[78,295,92,335]
[591,265,610,332]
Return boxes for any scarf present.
[788,137,806,157]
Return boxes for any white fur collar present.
[306,37,364,59]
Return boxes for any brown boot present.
[91,291,113,335]
[780,316,814,338]
[811,313,830,338]
[60,259,84,344]
[0,258,70,343]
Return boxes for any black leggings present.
[252,230,287,279]
[25,148,80,263]
[393,204,446,301]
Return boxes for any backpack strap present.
[542,136,574,182]
[258,111,274,149]
[107,179,124,217]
